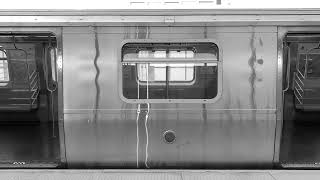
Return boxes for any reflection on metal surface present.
[136,104,140,168]
[248,32,257,111]
[92,27,101,123]
[145,103,150,168]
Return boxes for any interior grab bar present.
[44,35,57,137]
[283,44,291,92]
[45,34,57,92]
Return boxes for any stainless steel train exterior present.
[63,26,277,168]
[3,9,320,169]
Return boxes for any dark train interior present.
[0,33,60,167]
[281,33,320,168]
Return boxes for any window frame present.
[119,39,223,104]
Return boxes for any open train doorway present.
[0,32,61,168]
[280,33,320,168]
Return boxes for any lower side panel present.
[64,110,276,168]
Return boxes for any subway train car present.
[0,9,320,169]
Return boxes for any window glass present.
[122,42,219,100]
[0,49,9,86]
[137,63,194,82]
[297,43,320,78]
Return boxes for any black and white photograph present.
[0,0,318,179]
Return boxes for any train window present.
[121,41,220,102]
[0,49,9,86]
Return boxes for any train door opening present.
[0,33,61,167]
[281,33,320,168]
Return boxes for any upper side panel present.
[63,26,277,112]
